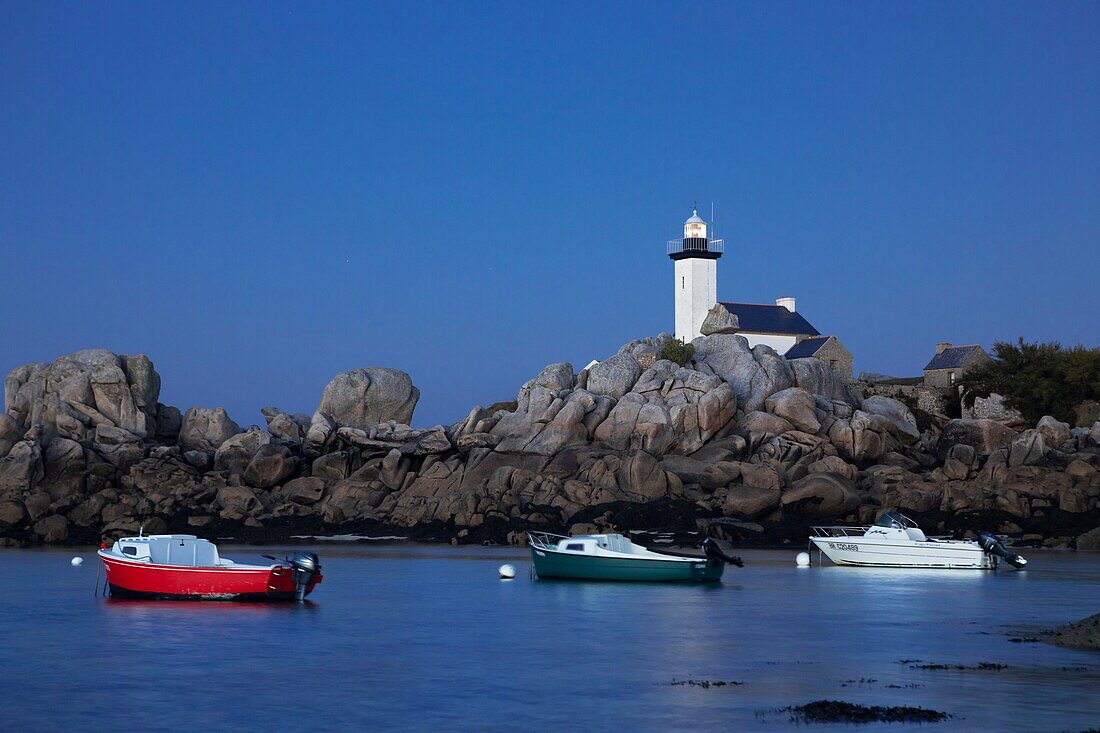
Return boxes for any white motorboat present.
[809,512,1027,570]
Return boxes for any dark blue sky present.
[2,2,1098,428]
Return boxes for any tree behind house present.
[959,339,1100,424]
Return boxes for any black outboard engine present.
[700,537,744,568]
[978,532,1027,569]
[289,551,321,601]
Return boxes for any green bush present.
[959,339,1100,424]
[660,338,695,366]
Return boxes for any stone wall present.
[811,338,853,380]
[964,393,1023,422]
[860,383,947,416]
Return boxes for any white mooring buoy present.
[498,563,516,579]
[71,557,83,566]
[796,552,811,568]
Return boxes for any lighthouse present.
[668,207,724,342]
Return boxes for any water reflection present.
[1,546,1097,730]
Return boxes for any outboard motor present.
[700,537,744,568]
[289,551,321,601]
[978,532,1027,569]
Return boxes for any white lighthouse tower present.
[668,207,724,342]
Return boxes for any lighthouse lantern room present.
[668,207,724,342]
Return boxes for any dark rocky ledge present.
[1,337,1099,548]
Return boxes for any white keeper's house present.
[667,208,853,378]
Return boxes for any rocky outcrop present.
[317,368,420,429]
[179,407,242,453]
[700,303,739,335]
[2,342,1097,549]
[937,419,1016,459]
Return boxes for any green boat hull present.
[530,547,725,582]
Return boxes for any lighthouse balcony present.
[667,238,724,260]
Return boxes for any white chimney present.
[776,296,796,313]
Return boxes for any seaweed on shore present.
[1045,613,1100,651]
[902,660,1008,671]
[784,700,951,724]
[668,679,743,688]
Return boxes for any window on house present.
[681,277,685,289]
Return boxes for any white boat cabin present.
[111,534,228,567]
[528,532,693,561]
[864,513,928,542]
[554,534,638,555]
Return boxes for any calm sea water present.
[1,544,1097,732]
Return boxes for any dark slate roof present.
[719,302,820,336]
[784,336,832,359]
[924,344,985,371]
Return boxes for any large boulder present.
[280,476,325,505]
[625,361,737,454]
[937,419,1016,460]
[592,393,674,455]
[0,499,28,527]
[41,437,86,497]
[4,350,158,439]
[303,411,337,458]
[214,428,271,475]
[179,407,242,452]
[700,303,739,335]
[722,485,781,518]
[860,396,920,444]
[497,388,607,456]
[781,473,860,518]
[262,407,309,445]
[661,454,735,491]
[215,485,263,519]
[33,514,69,543]
[616,450,670,503]
[693,334,794,413]
[1036,415,1071,448]
[154,404,182,441]
[736,411,795,441]
[827,413,887,464]
[1077,527,1100,551]
[764,387,820,434]
[0,413,21,458]
[807,455,858,481]
[789,357,853,403]
[317,368,419,429]
[0,440,44,492]
[528,362,575,393]
[243,444,297,488]
[586,354,641,400]
[1007,429,1046,467]
[91,425,145,472]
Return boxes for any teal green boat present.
[527,532,741,582]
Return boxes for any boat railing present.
[527,531,569,550]
[811,526,869,538]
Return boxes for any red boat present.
[97,534,322,601]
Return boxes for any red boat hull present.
[98,552,322,601]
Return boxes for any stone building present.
[922,343,991,388]
[784,335,854,380]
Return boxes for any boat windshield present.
[873,511,914,529]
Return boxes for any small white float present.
[71,557,84,566]
[498,564,516,579]
[795,552,810,567]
